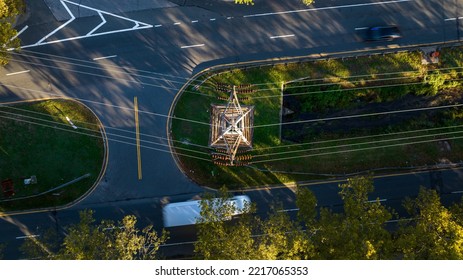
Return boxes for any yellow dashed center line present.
[134,96,142,180]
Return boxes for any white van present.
[162,195,251,228]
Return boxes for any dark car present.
[365,26,401,41]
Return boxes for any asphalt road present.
[1,0,463,259]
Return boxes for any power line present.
[6,49,193,82]
[0,109,210,156]
[254,123,463,151]
[0,104,212,150]
[250,77,463,100]
[252,103,463,129]
[252,134,463,164]
[0,82,212,127]
[0,113,211,162]
[253,128,463,159]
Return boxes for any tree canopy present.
[396,188,463,259]
[21,210,168,260]
[0,0,23,65]
[195,177,463,260]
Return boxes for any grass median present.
[171,49,463,189]
[0,99,105,212]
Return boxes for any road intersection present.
[1,0,463,258]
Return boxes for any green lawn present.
[0,99,105,211]
[171,49,463,189]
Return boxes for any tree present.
[0,0,24,65]
[309,177,394,259]
[194,189,314,259]
[396,188,463,259]
[21,210,168,260]
[258,208,314,260]
[194,190,260,259]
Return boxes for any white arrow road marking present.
[36,0,75,45]
[20,0,153,49]
[87,11,106,36]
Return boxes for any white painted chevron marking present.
[21,0,153,49]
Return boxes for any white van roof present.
[162,195,251,227]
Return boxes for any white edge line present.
[87,11,106,36]
[244,0,412,18]
[445,18,457,21]
[270,34,295,39]
[452,190,463,194]
[180,44,205,49]
[10,25,28,41]
[92,55,117,61]
[6,70,30,76]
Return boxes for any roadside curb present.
[0,97,109,217]
[166,42,463,192]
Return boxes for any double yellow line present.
[134,97,142,180]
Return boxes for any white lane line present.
[445,18,457,21]
[355,27,369,30]
[174,22,181,25]
[180,44,205,49]
[155,24,162,27]
[270,34,295,39]
[227,17,233,20]
[210,18,216,21]
[244,0,412,18]
[87,11,106,36]
[16,234,40,240]
[10,25,29,41]
[92,55,117,61]
[191,20,199,23]
[452,190,463,194]
[459,17,463,20]
[6,70,30,76]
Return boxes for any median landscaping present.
[171,47,463,189]
[0,99,105,212]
